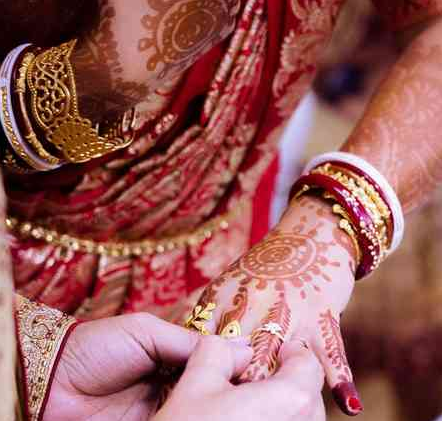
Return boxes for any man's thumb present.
[179,336,253,394]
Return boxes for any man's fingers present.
[62,313,203,395]
[179,336,253,394]
[272,340,324,394]
[313,311,363,416]
[119,313,202,369]
[248,341,325,419]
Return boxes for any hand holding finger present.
[177,335,253,395]
[246,341,325,420]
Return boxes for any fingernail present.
[228,336,251,346]
[332,382,364,416]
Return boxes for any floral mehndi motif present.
[241,294,292,381]
[239,224,339,300]
[139,0,238,79]
[319,309,352,383]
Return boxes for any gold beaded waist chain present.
[6,203,243,257]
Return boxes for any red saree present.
[6,0,442,323]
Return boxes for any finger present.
[313,310,363,416]
[65,313,202,395]
[178,336,253,394]
[271,341,324,394]
[120,313,203,369]
[238,295,295,383]
[247,342,324,418]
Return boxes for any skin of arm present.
[341,16,442,214]
[71,0,239,121]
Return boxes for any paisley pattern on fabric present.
[9,0,435,320]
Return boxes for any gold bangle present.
[15,51,62,167]
[2,147,34,174]
[330,202,362,267]
[311,164,391,251]
[26,40,134,164]
[313,164,391,222]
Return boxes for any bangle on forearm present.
[15,49,63,168]
[0,41,138,172]
[312,162,394,247]
[0,44,54,171]
[290,152,405,279]
[303,152,404,253]
[26,40,135,164]
[310,163,392,251]
[290,174,382,279]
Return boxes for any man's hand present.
[154,338,326,421]
[43,313,204,421]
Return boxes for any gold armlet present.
[26,40,135,164]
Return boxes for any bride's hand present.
[193,195,363,416]
[71,0,240,120]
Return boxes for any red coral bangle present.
[319,160,394,245]
[290,174,381,280]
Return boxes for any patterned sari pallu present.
[5,0,442,323]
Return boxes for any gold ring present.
[219,320,242,338]
[184,303,216,336]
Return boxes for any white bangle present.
[0,44,60,171]
[303,151,405,254]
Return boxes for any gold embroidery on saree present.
[16,297,76,421]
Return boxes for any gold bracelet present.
[15,51,62,167]
[26,40,134,164]
[311,164,391,251]
[2,147,34,174]
[322,192,362,266]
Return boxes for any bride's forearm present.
[72,0,238,121]
[341,17,442,214]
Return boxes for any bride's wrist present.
[271,195,356,308]
[278,194,358,274]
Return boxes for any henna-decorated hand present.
[194,195,363,416]
[71,0,240,120]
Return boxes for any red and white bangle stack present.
[290,152,405,280]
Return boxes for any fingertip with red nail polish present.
[332,381,364,416]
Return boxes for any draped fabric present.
[1,0,442,419]
[5,0,442,322]
[8,0,346,321]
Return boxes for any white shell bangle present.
[0,44,60,171]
